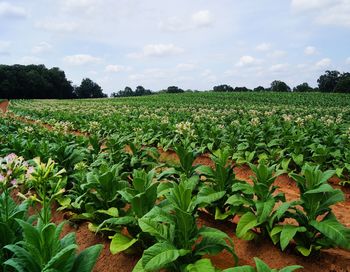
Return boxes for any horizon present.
[1,0,350,95]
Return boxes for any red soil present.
[0,99,9,114]
[8,112,350,271]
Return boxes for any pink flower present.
[11,179,17,186]
[0,174,5,182]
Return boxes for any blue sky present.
[1,0,350,94]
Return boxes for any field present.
[1,92,350,271]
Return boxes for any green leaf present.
[280,225,306,251]
[138,217,171,241]
[196,165,215,177]
[43,244,77,271]
[215,207,232,220]
[254,257,272,272]
[142,242,190,271]
[310,219,350,249]
[186,259,216,272]
[223,266,255,272]
[96,207,119,217]
[295,246,312,256]
[304,184,334,195]
[256,198,275,224]
[236,212,259,240]
[196,186,226,206]
[279,265,303,272]
[110,234,138,254]
[72,244,102,272]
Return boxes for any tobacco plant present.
[134,178,238,271]
[4,219,102,272]
[271,164,350,256]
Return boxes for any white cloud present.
[346,57,350,64]
[128,44,184,58]
[315,58,331,68]
[19,56,43,65]
[63,54,102,65]
[268,50,287,58]
[105,65,131,73]
[61,0,96,14]
[269,63,289,72]
[35,21,78,32]
[292,0,350,28]
[0,2,27,18]
[159,10,213,32]
[32,42,52,54]
[176,63,196,71]
[315,2,350,27]
[191,10,213,27]
[256,43,271,51]
[0,40,11,55]
[236,55,260,67]
[304,46,316,55]
[291,0,332,11]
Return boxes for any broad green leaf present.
[110,234,138,254]
[142,242,190,271]
[236,212,259,240]
[185,258,216,272]
[280,225,306,251]
[310,219,350,249]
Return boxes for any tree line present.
[0,65,106,99]
[0,64,349,99]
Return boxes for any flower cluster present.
[250,117,260,126]
[0,154,29,187]
[175,121,196,138]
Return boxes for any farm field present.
[1,92,350,272]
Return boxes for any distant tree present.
[234,87,251,92]
[75,78,106,98]
[334,73,350,93]
[213,84,234,92]
[166,86,184,93]
[270,80,291,92]
[293,82,314,92]
[0,64,74,99]
[253,86,265,92]
[317,70,341,92]
[135,85,152,96]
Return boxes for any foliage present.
[0,64,74,99]
[4,219,102,272]
[271,164,350,255]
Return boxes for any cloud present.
[0,2,27,18]
[176,63,196,71]
[61,0,96,14]
[315,58,331,68]
[32,42,52,54]
[292,0,350,28]
[256,43,271,51]
[159,10,213,32]
[128,44,184,58]
[236,55,260,67]
[346,57,350,64]
[63,54,102,65]
[19,56,43,65]
[105,65,131,73]
[304,46,316,55]
[0,40,11,55]
[291,0,332,11]
[269,63,289,73]
[35,20,78,32]
[268,50,287,58]
[191,10,213,27]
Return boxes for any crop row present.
[1,112,349,271]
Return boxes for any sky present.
[1,0,350,94]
